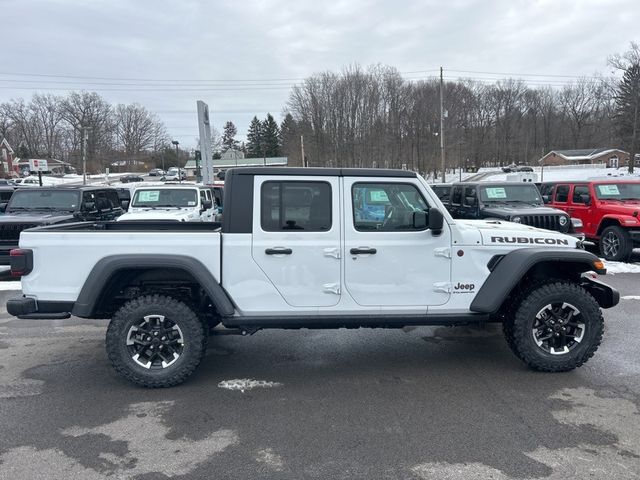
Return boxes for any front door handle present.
[265,248,293,255]
[350,247,377,255]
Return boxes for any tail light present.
[9,249,33,278]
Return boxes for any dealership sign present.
[29,159,49,171]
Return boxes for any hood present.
[481,205,566,217]
[0,212,75,224]
[597,200,640,216]
[117,208,200,222]
[456,219,578,248]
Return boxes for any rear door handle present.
[265,248,292,255]
[350,247,377,255]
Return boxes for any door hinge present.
[434,247,451,258]
[323,247,341,259]
[433,282,452,293]
[322,283,341,295]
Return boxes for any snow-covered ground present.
[602,260,640,275]
[0,281,21,291]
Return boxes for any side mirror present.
[542,195,550,204]
[412,210,428,229]
[0,203,7,213]
[428,207,444,235]
[202,199,213,211]
[83,201,95,212]
[580,194,591,205]
[121,200,130,210]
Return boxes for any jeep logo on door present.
[453,282,475,293]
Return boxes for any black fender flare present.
[71,254,235,317]
[469,248,610,314]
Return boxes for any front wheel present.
[504,282,603,372]
[106,295,207,387]
[599,225,632,261]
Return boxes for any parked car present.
[120,175,145,183]
[148,168,166,177]
[540,179,640,261]
[7,167,618,387]
[0,186,124,265]
[117,185,215,222]
[163,168,187,181]
[443,182,580,235]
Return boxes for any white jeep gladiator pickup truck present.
[7,167,619,387]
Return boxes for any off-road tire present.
[106,295,207,387]
[504,281,603,372]
[599,225,632,262]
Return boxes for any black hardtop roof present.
[226,167,416,178]
[14,185,116,191]
[451,181,538,186]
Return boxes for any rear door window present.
[554,185,570,203]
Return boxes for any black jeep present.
[440,182,578,234]
[0,186,124,265]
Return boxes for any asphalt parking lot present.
[1,274,639,479]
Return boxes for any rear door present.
[251,176,341,307]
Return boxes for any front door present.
[567,184,592,233]
[344,178,451,307]
[251,176,341,307]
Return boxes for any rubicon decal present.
[490,236,569,246]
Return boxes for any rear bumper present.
[6,297,72,319]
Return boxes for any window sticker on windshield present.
[597,185,620,196]
[369,190,389,202]
[485,187,507,199]
[188,201,196,206]
[138,191,159,202]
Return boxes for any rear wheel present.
[504,282,603,372]
[599,225,632,261]
[106,295,207,387]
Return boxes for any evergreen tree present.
[261,113,280,157]
[221,121,239,152]
[246,116,263,158]
[280,113,302,166]
[614,63,640,173]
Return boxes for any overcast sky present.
[2,0,639,147]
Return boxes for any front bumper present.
[7,297,72,319]
[581,276,620,309]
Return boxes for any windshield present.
[131,188,198,208]
[479,185,542,204]
[594,183,640,200]
[7,190,80,211]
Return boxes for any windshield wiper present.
[621,197,640,201]
[155,205,182,209]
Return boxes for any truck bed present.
[19,221,222,303]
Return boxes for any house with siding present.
[539,148,631,168]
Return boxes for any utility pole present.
[439,66,446,183]
[300,134,306,167]
[172,140,180,183]
[82,127,89,185]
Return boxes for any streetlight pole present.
[172,140,180,183]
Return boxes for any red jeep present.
[540,179,640,261]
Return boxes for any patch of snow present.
[218,379,282,392]
[602,260,640,275]
[0,282,21,291]
[621,295,640,300]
